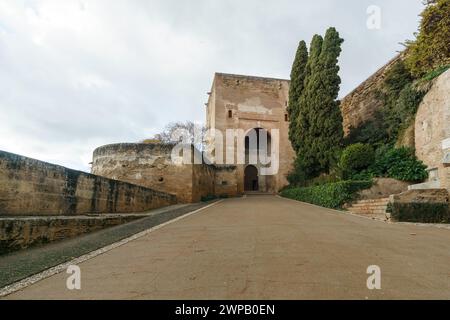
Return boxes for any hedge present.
[388,202,450,223]
[280,181,372,209]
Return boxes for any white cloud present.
[0,0,425,171]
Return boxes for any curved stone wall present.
[414,69,450,190]
[91,143,215,203]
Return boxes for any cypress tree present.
[295,35,324,178]
[296,28,344,179]
[287,41,308,153]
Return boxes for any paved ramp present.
[4,196,450,299]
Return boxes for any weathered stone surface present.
[214,166,238,197]
[357,178,411,200]
[396,122,416,149]
[92,143,215,203]
[206,73,295,194]
[414,69,450,191]
[0,215,142,254]
[346,197,390,220]
[0,150,177,216]
[340,55,403,136]
[390,189,449,204]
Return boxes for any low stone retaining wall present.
[388,189,450,223]
[357,178,411,200]
[0,150,177,216]
[0,215,144,254]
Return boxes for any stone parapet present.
[0,150,177,216]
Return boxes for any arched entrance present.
[244,165,259,191]
[244,128,271,166]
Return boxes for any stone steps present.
[346,197,390,219]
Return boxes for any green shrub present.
[404,0,450,77]
[421,64,450,81]
[287,157,308,186]
[377,60,426,143]
[280,180,373,209]
[304,174,341,187]
[386,83,426,140]
[344,112,389,147]
[339,143,375,179]
[349,170,375,181]
[370,147,428,182]
[390,202,450,223]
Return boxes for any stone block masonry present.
[414,69,450,191]
[340,54,403,136]
[0,214,143,254]
[92,143,217,203]
[0,150,177,216]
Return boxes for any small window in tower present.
[285,114,289,122]
[228,110,233,118]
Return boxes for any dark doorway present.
[244,165,259,191]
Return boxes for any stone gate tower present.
[205,73,295,194]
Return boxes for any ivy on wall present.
[405,0,450,78]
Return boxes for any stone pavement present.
[4,196,450,299]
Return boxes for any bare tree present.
[144,121,206,151]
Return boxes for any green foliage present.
[294,35,323,179]
[335,146,428,182]
[280,181,373,209]
[295,27,344,179]
[383,60,414,97]
[339,144,375,179]
[288,158,341,187]
[347,59,429,148]
[377,60,426,143]
[343,112,389,147]
[405,0,450,77]
[370,147,428,182]
[390,202,449,223]
[303,174,341,187]
[421,64,450,81]
[287,157,308,186]
[288,41,309,153]
[387,83,426,140]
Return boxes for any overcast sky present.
[0,0,424,172]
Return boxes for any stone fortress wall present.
[413,69,450,191]
[205,73,296,194]
[0,150,177,216]
[339,54,403,136]
[92,143,216,203]
[340,54,449,192]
